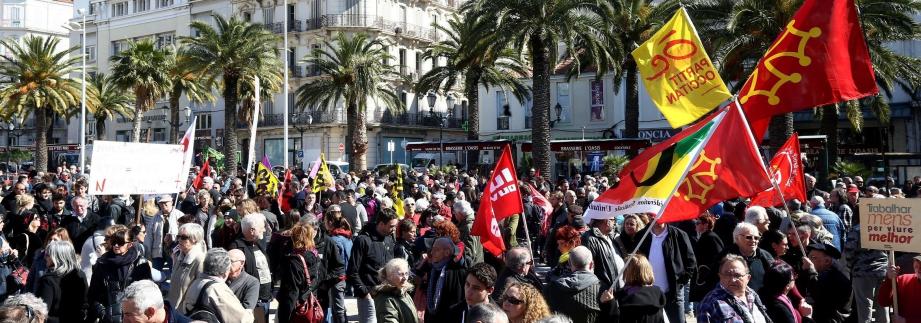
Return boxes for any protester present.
[844,216,889,323]
[277,223,321,323]
[760,260,812,323]
[453,200,483,266]
[690,213,725,303]
[801,242,852,323]
[167,223,207,307]
[35,240,88,323]
[697,254,770,322]
[493,247,542,300]
[638,220,696,323]
[180,248,253,323]
[422,237,466,322]
[544,246,600,323]
[323,206,352,323]
[373,258,418,323]
[88,225,152,323]
[501,282,550,323]
[808,196,844,250]
[608,254,667,322]
[877,255,921,323]
[723,222,774,292]
[449,262,498,320]
[0,293,48,323]
[62,196,100,252]
[226,249,259,310]
[348,208,398,323]
[229,210,272,321]
[545,225,580,282]
[466,303,509,323]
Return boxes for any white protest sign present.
[859,198,921,253]
[88,141,187,195]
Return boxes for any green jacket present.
[372,284,419,323]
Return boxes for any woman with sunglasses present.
[87,224,152,323]
[500,282,550,323]
[36,240,89,323]
[167,223,207,308]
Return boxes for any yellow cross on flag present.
[312,153,335,193]
[632,7,731,128]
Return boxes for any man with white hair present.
[229,212,271,321]
[180,248,254,323]
[744,206,770,234]
[453,200,483,265]
[1,293,48,322]
[544,246,601,322]
[465,303,509,323]
[723,222,774,292]
[121,280,187,323]
[805,173,828,201]
[226,249,259,310]
[810,195,845,250]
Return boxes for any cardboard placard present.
[88,141,187,195]
[859,198,921,253]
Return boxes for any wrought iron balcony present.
[237,110,342,129]
[379,112,463,129]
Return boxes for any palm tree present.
[474,0,613,177]
[165,47,214,144]
[88,73,134,140]
[295,32,403,171]
[601,0,679,138]
[182,15,281,176]
[109,39,172,143]
[0,36,82,172]
[415,13,530,151]
[817,0,921,164]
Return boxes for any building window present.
[415,51,422,74]
[195,113,212,129]
[263,7,274,25]
[524,96,533,129]
[555,82,571,124]
[590,79,605,121]
[112,2,128,16]
[155,33,174,48]
[85,45,96,61]
[382,46,389,66]
[134,0,149,13]
[88,3,96,15]
[7,6,22,27]
[115,130,130,142]
[496,91,509,130]
[157,0,173,8]
[152,128,166,142]
[111,40,127,55]
[243,11,252,22]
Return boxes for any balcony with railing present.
[297,14,438,41]
[380,112,463,129]
[238,110,343,129]
[290,65,304,78]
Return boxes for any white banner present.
[88,141,187,195]
[860,198,921,253]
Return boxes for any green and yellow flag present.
[631,7,731,128]
[312,153,335,193]
[391,164,405,218]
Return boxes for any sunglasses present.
[177,234,192,241]
[504,297,525,305]
[111,239,128,247]
[743,235,761,241]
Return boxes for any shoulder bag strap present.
[296,254,312,286]
[196,280,217,308]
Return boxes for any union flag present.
[750,134,806,207]
[739,0,878,139]
[472,145,523,257]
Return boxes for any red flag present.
[739,0,877,139]
[472,145,522,257]
[750,134,806,207]
[191,159,211,190]
[659,103,774,222]
[278,169,294,214]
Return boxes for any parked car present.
[373,163,410,176]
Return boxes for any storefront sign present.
[636,128,682,142]
[860,198,921,253]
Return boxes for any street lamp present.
[439,114,448,167]
[292,111,313,166]
[427,92,437,113]
[77,8,87,175]
[446,95,455,115]
[550,102,563,128]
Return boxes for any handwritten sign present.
[88,141,187,195]
[859,198,921,253]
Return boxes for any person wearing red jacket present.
[878,255,921,323]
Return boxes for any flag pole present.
[734,98,808,257]
[609,106,730,294]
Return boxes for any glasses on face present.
[720,271,750,281]
[111,239,128,248]
[177,234,192,241]
[504,296,525,305]
[743,235,761,241]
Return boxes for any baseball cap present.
[847,184,860,193]
[157,194,173,203]
[807,242,842,259]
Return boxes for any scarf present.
[426,260,448,311]
[778,294,801,323]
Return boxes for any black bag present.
[118,202,135,225]
[188,280,220,323]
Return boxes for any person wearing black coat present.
[690,214,724,302]
[61,196,100,250]
[613,286,667,323]
[801,242,852,323]
[637,222,696,323]
[87,228,152,323]
[277,224,323,323]
[347,210,398,323]
[420,237,466,323]
[36,241,89,323]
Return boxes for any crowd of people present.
[0,163,917,323]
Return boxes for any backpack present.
[118,202,135,225]
[188,280,220,323]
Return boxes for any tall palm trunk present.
[169,87,181,144]
[35,107,49,172]
[347,99,368,171]
[224,75,240,176]
[624,57,640,139]
[95,117,107,141]
[768,113,794,155]
[821,104,839,173]
[131,94,145,142]
[530,34,553,178]
[464,71,481,168]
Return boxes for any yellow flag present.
[631,7,731,128]
[255,161,279,196]
[392,164,405,218]
[312,153,334,193]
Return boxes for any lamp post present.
[292,111,312,167]
[78,8,86,175]
[6,123,13,171]
[550,102,563,128]
[282,0,290,169]
[439,115,447,167]
[164,106,191,140]
[427,92,437,114]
